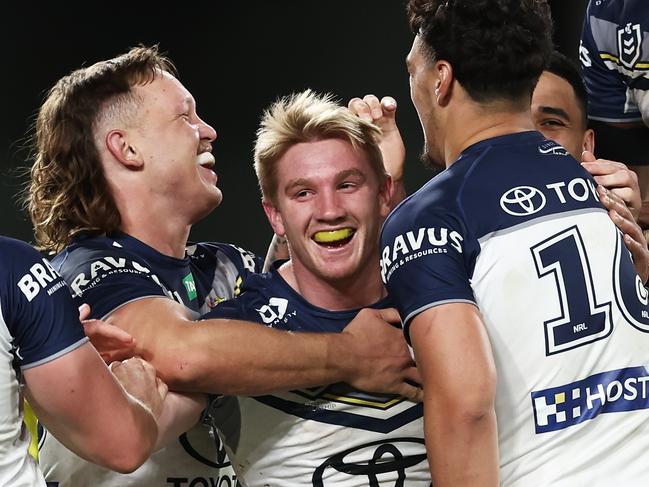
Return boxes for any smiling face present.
[531,71,594,158]
[407,35,446,168]
[127,71,221,222]
[263,137,391,287]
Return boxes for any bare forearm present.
[145,319,353,395]
[108,301,416,398]
[410,304,499,485]
[25,353,159,473]
[426,404,499,486]
[154,392,206,451]
[107,395,159,472]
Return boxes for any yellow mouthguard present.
[313,228,354,243]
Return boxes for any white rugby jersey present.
[381,131,649,486]
[39,232,261,487]
[0,237,87,487]
[204,265,431,486]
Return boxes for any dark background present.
[2,1,588,256]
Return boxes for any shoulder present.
[53,234,151,275]
[52,235,169,311]
[202,267,286,323]
[0,236,44,268]
[0,237,64,303]
[192,242,262,274]
[382,165,469,245]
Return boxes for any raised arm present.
[409,303,498,487]
[23,346,164,473]
[103,297,422,399]
[348,94,407,207]
[262,234,289,272]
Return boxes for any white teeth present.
[197,152,215,168]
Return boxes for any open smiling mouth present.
[198,152,215,169]
[312,228,356,248]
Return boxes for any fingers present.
[372,307,402,325]
[583,159,640,216]
[581,150,596,163]
[101,352,119,364]
[599,184,649,281]
[99,349,135,364]
[582,160,630,175]
[591,170,637,189]
[381,96,397,113]
[397,383,424,403]
[78,303,91,321]
[598,185,634,220]
[156,377,168,399]
[591,169,638,191]
[597,182,640,222]
[83,319,136,363]
[111,357,158,381]
[623,232,649,284]
[83,319,135,343]
[348,96,373,123]
[402,365,422,386]
[348,95,397,124]
[623,232,647,254]
[110,356,143,370]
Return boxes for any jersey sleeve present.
[1,239,87,369]
[218,244,263,276]
[380,206,476,342]
[53,246,169,320]
[580,1,649,123]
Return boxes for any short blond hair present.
[254,90,387,203]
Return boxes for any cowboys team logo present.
[617,22,642,69]
[500,186,546,217]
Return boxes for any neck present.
[278,260,387,311]
[443,102,535,168]
[117,198,191,258]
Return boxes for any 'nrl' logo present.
[617,22,642,69]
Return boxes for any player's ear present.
[379,175,394,218]
[262,198,286,237]
[435,60,454,106]
[106,129,144,169]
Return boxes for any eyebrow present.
[285,177,310,194]
[538,105,570,121]
[284,169,367,194]
[337,169,366,182]
[178,95,195,112]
